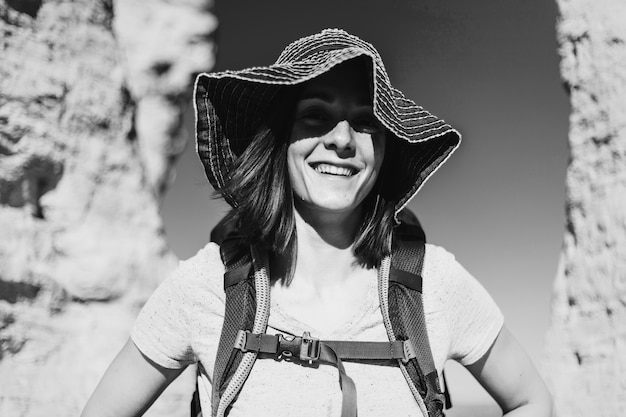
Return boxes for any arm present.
[466,326,553,416]
[81,338,186,417]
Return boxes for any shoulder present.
[423,243,456,278]
[423,243,487,292]
[420,243,459,310]
[422,242,493,305]
[422,243,461,295]
[178,242,224,279]
[157,242,225,302]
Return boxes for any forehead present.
[297,58,373,105]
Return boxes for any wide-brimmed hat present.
[194,28,461,221]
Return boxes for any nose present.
[324,120,356,155]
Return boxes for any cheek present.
[363,133,386,174]
[286,148,298,183]
[286,142,306,190]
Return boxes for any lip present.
[309,161,360,177]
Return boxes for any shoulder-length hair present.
[219,86,396,278]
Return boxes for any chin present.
[311,198,361,214]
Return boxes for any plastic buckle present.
[402,340,416,364]
[299,331,320,363]
[278,332,320,364]
[234,330,249,352]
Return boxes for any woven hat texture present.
[194,28,461,219]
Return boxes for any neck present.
[287,204,364,287]
[293,201,362,248]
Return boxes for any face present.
[287,60,386,217]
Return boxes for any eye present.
[352,114,384,134]
[296,107,332,127]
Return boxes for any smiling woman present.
[288,59,386,217]
[82,29,553,417]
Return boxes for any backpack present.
[191,209,450,417]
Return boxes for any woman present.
[82,29,553,417]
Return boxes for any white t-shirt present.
[131,243,503,417]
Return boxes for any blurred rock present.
[113,0,217,195]
[544,1,626,416]
[0,0,216,415]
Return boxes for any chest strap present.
[235,330,416,363]
[232,330,417,417]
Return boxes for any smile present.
[311,163,358,177]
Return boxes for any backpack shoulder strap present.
[206,225,270,417]
[192,217,244,417]
[210,233,257,417]
[385,210,448,417]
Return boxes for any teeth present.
[314,163,355,176]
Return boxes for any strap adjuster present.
[300,332,321,362]
[279,331,320,363]
[233,330,248,351]
[402,340,416,364]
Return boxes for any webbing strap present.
[324,340,411,361]
[234,331,414,362]
[223,263,252,289]
[319,343,357,417]
[389,267,422,292]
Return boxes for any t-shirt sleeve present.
[130,263,196,369]
[130,243,225,369]
[440,249,504,366]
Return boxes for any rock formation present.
[544,1,626,416]
[0,0,216,415]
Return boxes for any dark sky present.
[162,0,569,408]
